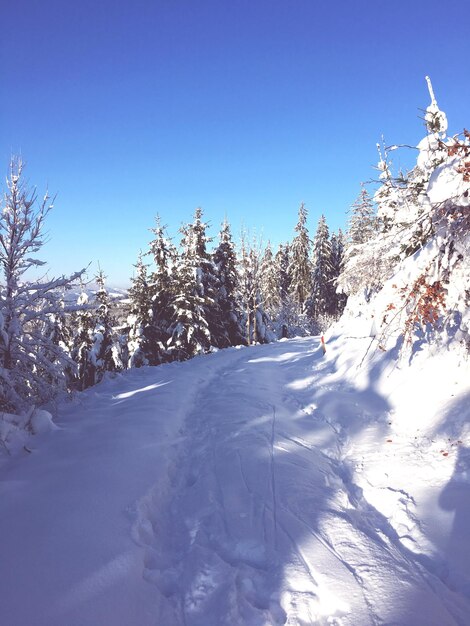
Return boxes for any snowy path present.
[1,338,469,625]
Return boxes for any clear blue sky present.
[1,0,469,287]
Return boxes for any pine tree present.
[127,252,153,367]
[374,78,448,258]
[92,270,122,377]
[288,202,312,312]
[0,159,84,411]
[167,208,214,359]
[44,291,73,360]
[347,186,377,248]
[212,219,244,347]
[39,295,75,393]
[273,243,298,336]
[308,215,334,320]
[238,234,271,345]
[330,229,347,316]
[70,272,123,388]
[260,241,279,317]
[70,289,96,390]
[365,78,470,352]
[147,216,176,361]
[338,188,384,298]
[275,243,291,309]
[340,78,451,303]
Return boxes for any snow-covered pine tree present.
[238,234,271,345]
[330,229,347,317]
[91,269,123,377]
[127,252,153,367]
[0,159,84,411]
[212,219,245,347]
[273,242,299,336]
[70,288,96,390]
[337,187,386,299]
[373,78,470,351]
[147,216,176,361]
[167,208,214,359]
[70,273,123,389]
[373,77,448,262]
[399,75,448,255]
[260,241,280,317]
[347,186,377,247]
[49,297,72,352]
[307,214,334,322]
[288,202,312,312]
[41,290,75,389]
[339,77,470,354]
[275,243,291,309]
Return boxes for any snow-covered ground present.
[1,335,470,625]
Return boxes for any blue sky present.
[1,0,469,287]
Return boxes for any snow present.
[1,336,470,625]
[30,409,56,435]
[424,75,448,135]
[428,157,470,207]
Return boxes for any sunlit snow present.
[0,335,469,625]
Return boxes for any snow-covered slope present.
[0,336,469,625]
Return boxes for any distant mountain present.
[63,286,128,305]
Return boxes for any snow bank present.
[0,408,56,457]
[30,409,56,435]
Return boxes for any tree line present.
[0,167,346,414]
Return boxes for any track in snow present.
[129,339,466,625]
[1,337,469,626]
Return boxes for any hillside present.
[0,334,469,625]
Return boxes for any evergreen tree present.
[238,234,271,345]
[212,219,244,347]
[308,215,334,319]
[340,79,451,302]
[0,159,84,411]
[347,186,376,248]
[44,291,73,358]
[338,188,384,298]
[92,270,122,377]
[373,80,448,258]
[273,243,298,337]
[330,229,347,316]
[288,202,312,312]
[260,241,279,317]
[39,293,75,392]
[70,272,123,388]
[274,243,291,309]
[127,252,153,367]
[369,79,470,351]
[167,208,214,359]
[70,289,96,391]
[147,217,176,362]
